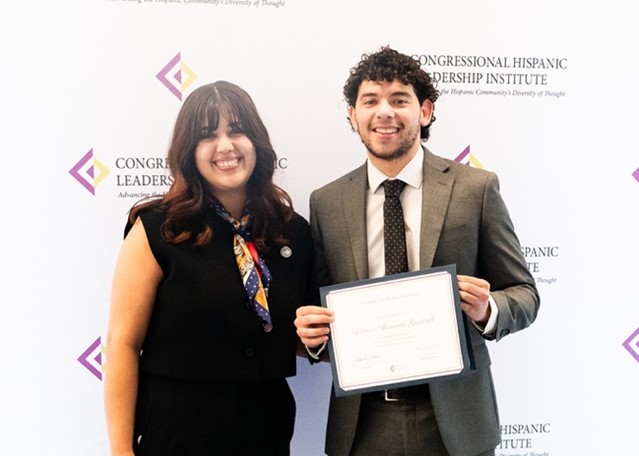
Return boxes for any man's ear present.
[420,99,434,126]
[348,105,358,132]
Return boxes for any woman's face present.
[195,112,257,200]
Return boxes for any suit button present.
[499,329,510,338]
[246,348,255,357]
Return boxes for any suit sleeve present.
[479,172,540,341]
[309,189,333,292]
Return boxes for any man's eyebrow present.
[358,90,413,99]
[389,91,413,97]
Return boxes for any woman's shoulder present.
[124,204,166,238]
[136,205,166,222]
[287,211,309,225]
[285,211,310,231]
[282,211,311,242]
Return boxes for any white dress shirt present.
[366,148,424,278]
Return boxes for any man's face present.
[349,79,432,164]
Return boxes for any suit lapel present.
[336,151,454,278]
[340,164,369,280]
[420,148,454,269]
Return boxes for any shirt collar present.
[367,146,424,193]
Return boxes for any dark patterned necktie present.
[382,179,408,275]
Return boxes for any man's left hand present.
[457,274,491,324]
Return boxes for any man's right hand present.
[294,306,334,348]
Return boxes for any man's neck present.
[368,144,420,178]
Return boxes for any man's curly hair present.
[343,47,439,140]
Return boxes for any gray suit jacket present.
[309,148,539,456]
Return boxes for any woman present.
[104,81,315,456]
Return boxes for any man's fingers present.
[294,306,334,347]
[296,325,331,348]
[295,306,334,326]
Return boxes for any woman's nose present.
[215,134,234,153]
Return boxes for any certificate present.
[320,264,473,397]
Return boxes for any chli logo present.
[632,167,639,183]
[156,52,197,100]
[78,336,105,380]
[78,337,105,380]
[454,145,484,169]
[622,327,639,363]
[69,148,110,195]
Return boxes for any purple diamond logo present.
[454,145,483,169]
[622,327,639,363]
[632,167,639,183]
[156,52,197,100]
[69,149,109,195]
[78,336,104,380]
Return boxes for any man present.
[295,47,540,456]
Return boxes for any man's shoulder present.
[311,164,366,199]
[426,149,497,182]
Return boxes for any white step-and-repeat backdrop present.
[1,1,638,455]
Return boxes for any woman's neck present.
[215,191,247,219]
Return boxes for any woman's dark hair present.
[343,47,440,140]
[130,81,292,249]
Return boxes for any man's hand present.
[294,306,334,348]
[457,275,491,324]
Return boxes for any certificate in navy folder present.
[320,264,474,397]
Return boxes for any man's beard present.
[361,124,420,162]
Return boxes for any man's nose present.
[375,99,394,118]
